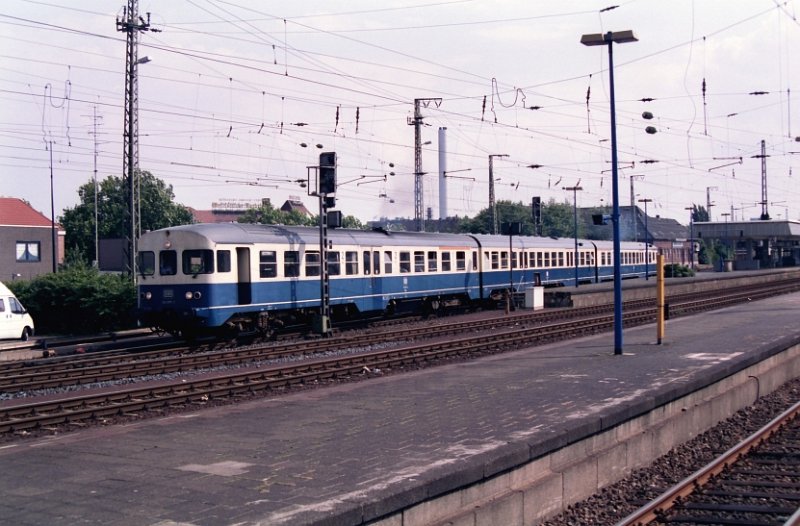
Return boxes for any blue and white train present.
[136,223,654,338]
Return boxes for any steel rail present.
[614,400,800,526]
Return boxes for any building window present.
[16,241,40,262]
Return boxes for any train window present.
[537,252,543,267]
[491,252,499,270]
[217,250,231,273]
[160,250,177,275]
[373,251,381,275]
[414,251,425,272]
[363,251,371,275]
[259,251,277,278]
[456,251,466,271]
[345,251,358,275]
[183,250,214,275]
[543,252,550,267]
[427,251,437,272]
[500,251,508,269]
[472,251,478,271]
[138,251,155,276]
[442,252,452,272]
[284,250,301,278]
[511,252,517,269]
[579,252,585,267]
[327,252,341,276]
[384,251,393,274]
[305,251,320,276]
[558,252,565,267]
[399,252,411,273]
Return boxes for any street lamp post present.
[638,198,653,280]
[564,185,583,287]
[581,29,638,355]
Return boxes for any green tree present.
[61,171,193,264]
[690,204,708,222]
[237,201,315,226]
[458,200,536,235]
[341,215,364,229]
[541,199,576,238]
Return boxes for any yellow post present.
[656,254,665,344]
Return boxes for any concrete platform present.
[1,292,800,526]
[544,267,800,308]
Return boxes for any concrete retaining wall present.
[370,343,800,526]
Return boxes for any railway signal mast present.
[116,0,159,280]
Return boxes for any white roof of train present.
[141,223,649,251]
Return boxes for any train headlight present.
[185,291,194,300]
[143,291,152,300]
[193,291,202,300]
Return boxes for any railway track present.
[0,279,798,436]
[616,400,800,526]
[0,279,793,395]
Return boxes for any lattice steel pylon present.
[758,139,770,220]
[408,98,441,232]
[116,1,158,279]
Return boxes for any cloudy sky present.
[2,0,799,227]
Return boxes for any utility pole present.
[488,154,508,235]
[117,0,158,279]
[48,141,56,273]
[408,98,441,232]
[84,105,104,268]
[629,174,644,241]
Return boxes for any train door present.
[236,247,252,304]
[363,248,382,311]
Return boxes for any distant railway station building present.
[694,220,800,270]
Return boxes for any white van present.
[0,281,35,341]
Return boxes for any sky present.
[1,0,799,228]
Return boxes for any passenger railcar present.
[136,223,654,338]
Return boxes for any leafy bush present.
[663,263,695,278]
[7,264,136,335]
